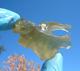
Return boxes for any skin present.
[13,19,71,60]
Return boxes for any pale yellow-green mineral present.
[13,19,71,60]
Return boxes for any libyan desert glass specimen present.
[13,19,71,60]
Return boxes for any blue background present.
[0,0,80,71]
